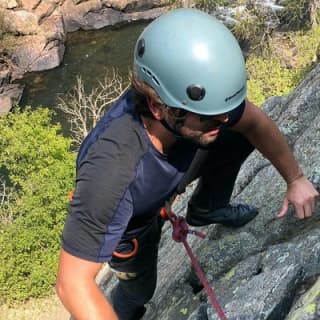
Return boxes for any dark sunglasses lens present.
[199,115,214,122]
[199,115,207,122]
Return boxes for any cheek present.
[183,114,203,129]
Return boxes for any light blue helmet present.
[134,8,247,115]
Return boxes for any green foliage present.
[0,108,76,303]
[246,56,301,106]
[232,5,271,51]
[292,26,320,67]
[246,25,320,106]
[168,0,229,11]
[193,0,230,12]
[279,0,315,30]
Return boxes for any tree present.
[279,0,320,30]
[310,0,320,28]
[57,68,130,147]
[0,107,75,303]
[0,178,14,225]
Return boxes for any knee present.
[114,269,157,304]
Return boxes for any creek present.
[18,0,283,134]
[19,22,147,132]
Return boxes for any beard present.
[177,127,220,146]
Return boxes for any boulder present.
[0,82,24,113]
[60,0,165,32]
[72,0,88,4]
[60,0,103,32]
[20,0,41,11]
[77,6,164,30]
[286,276,320,320]
[102,0,163,12]
[0,96,12,114]
[13,35,65,72]
[4,10,39,35]
[0,0,167,108]
[41,14,66,42]
[33,0,59,24]
[0,0,18,9]
[0,69,10,87]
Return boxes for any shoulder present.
[228,99,265,133]
[87,113,148,168]
[224,100,246,128]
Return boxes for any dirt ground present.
[0,294,70,320]
[0,265,113,320]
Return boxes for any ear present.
[146,98,165,120]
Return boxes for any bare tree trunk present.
[57,68,130,147]
[309,0,320,28]
[0,179,14,225]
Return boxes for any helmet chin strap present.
[146,97,186,139]
[160,119,183,139]
[160,108,187,139]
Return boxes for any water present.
[19,22,147,121]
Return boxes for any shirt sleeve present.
[62,125,144,262]
[223,100,246,128]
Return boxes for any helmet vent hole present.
[141,66,159,86]
[152,76,160,86]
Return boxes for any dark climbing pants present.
[109,215,163,320]
[109,130,254,320]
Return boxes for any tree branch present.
[57,68,130,147]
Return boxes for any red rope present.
[161,206,228,320]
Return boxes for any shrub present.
[246,25,320,106]
[0,108,75,303]
[246,55,301,105]
[279,0,312,30]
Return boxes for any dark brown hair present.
[131,73,166,118]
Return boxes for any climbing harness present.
[112,238,139,259]
[160,202,228,320]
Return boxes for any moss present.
[288,278,320,319]
[218,235,237,250]
[306,303,316,314]
[222,267,236,281]
[179,308,188,315]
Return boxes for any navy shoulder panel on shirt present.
[76,89,136,168]
[224,100,246,128]
[62,112,149,262]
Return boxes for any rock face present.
[0,0,167,112]
[100,63,320,320]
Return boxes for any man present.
[56,8,319,320]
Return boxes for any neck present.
[141,116,177,154]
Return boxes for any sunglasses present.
[167,106,228,123]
